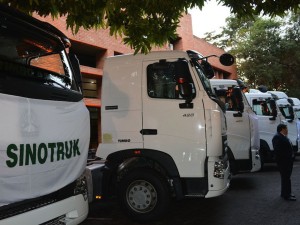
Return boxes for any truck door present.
[141,58,206,178]
[225,87,251,160]
[249,97,281,150]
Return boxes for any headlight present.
[214,160,227,179]
[74,174,88,201]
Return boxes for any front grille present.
[0,197,56,220]
[0,181,76,220]
[40,215,65,225]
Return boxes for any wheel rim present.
[126,179,157,213]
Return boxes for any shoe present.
[283,196,296,201]
[281,194,296,198]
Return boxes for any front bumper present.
[205,155,231,198]
[0,194,88,225]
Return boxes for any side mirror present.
[258,85,268,93]
[269,99,277,120]
[179,82,194,109]
[179,82,193,99]
[287,98,295,106]
[233,87,244,117]
[288,106,295,122]
[233,87,244,113]
[219,53,235,66]
[201,60,215,79]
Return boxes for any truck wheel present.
[118,168,170,222]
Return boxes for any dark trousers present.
[276,159,293,198]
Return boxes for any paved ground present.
[81,159,300,225]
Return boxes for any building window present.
[114,51,123,56]
[76,52,96,67]
[169,37,182,50]
[87,107,99,150]
[82,77,98,98]
[223,72,231,79]
[70,41,105,68]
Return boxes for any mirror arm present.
[198,54,218,61]
[179,96,194,109]
[179,102,194,109]
[233,112,243,117]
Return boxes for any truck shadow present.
[229,176,257,190]
[260,163,278,172]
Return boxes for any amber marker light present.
[95,195,102,200]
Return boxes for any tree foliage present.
[1,0,299,53]
[205,11,300,98]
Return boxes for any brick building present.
[36,13,237,149]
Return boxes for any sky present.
[189,0,231,38]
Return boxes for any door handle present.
[140,129,157,135]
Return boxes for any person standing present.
[272,124,296,201]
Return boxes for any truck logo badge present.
[6,139,81,168]
[183,113,194,117]
[21,99,39,137]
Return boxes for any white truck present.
[271,93,300,157]
[210,79,261,174]
[0,5,90,225]
[245,90,299,166]
[85,50,234,222]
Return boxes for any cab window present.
[252,99,271,116]
[214,87,238,111]
[147,59,195,99]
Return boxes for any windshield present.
[277,104,295,120]
[251,99,273,116]
[0,16,77,91]
[192,59,216,97]
[191,58,227,112]
[213,86,243,111]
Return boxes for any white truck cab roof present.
[210,79,238,88]
[105,50,190,63]
[245,92,272,99]
[267,91,288,99]
[276,98,291,107]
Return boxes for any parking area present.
[81,159,300,225]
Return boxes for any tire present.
[118,168,170,222]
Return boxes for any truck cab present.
[0,4,89,225]
[210,79,261,174]
[273,96,300,155]
[92,50,233,221]
[245,90,299,166]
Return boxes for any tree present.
[205,11,300,98]
[279,12,300,97]
[1,0,300,53]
